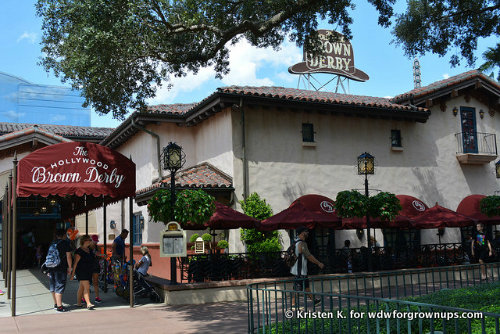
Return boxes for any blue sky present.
[1,1,495,128]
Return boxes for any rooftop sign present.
[288,30,369,82]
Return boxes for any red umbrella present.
[204,202,259,229]
[411,204,476,229]
[259,194,341,231]
[456,194,500,225]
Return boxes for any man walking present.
[291,226,324,308]
[48,228,72,312]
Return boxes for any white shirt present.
[290,240,308,276]
[137,255,150,275]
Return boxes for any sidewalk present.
[0,269,248,333]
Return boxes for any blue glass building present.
[0,72,90,126]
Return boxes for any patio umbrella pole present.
[12,154,18,316]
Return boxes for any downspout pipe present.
[240,98,249,200]
[130,117,163,181]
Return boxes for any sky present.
[0,1,496,128]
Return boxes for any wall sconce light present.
[452,107,458,116]
[40,206,47,213]
[49,199,57,206]
[437,228,445,236]
[479,109,485,119]
[356,228,364,240]
[139,216,145,229]
[110,220,116,229]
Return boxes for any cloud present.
[1,110,25,121]
[17,32,37,44]
[442,74,450,79]
[148,38,302,105]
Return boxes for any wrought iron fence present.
[455,132,497,155]
[179,243,500,283]
[247,262,500,333]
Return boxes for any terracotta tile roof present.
[0,122,113,140]
[0,125,72,143]
[217,86,427,112]
[146,103,197,115]
[136,162,232,195]
[391,70,500,103]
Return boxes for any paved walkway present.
[0,269,248,333]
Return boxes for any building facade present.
[95,70,500,278]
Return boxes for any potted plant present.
[217,240,229,254]
[201,233,212,250]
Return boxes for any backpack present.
[44,240,61,268]
[283,240,299,268]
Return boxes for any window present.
[302,123,315,142]
[132,213,143,246]
[391,129,402,147]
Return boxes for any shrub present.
[189,233,199,243]
[240,193,281,253]
[201,233,212,242]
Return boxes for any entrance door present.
[460,107,478,153]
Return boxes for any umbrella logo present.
[412,200,426,212]
[320,201,335,213]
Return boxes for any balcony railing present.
[455,132,497,164]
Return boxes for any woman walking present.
[90,235,102,303]
[70,235,95,309]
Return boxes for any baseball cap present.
[91,235,99,243]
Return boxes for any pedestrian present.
[135,246,152,277]
[89,235,102,304]
[112,229,129,262]
[471,223,493,280]
[48,228,72,313]
[341,240,352,273]
[70,235,95,309]
[135,246,152,289]
[290,226,325,308]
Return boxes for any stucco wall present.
[95,109,234,249]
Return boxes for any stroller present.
[115,261,162,303]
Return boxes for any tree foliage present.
[36,0,393,119]
[239,193,281,253]
[392,0,500,79]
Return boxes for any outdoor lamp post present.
[357,152,374,271]
[496,160,500,178]
[163,142,186,284]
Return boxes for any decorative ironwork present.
[455,132,497,155]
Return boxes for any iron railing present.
[247,262,500,333]
[179,243,500,283]
[455,132,497,155]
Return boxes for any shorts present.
[49,270,67,294]
[293,275,309,291]
[476,248,489,261]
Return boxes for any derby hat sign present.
[288,30,369,82]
